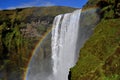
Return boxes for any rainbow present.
[23,27,52,80]
[23,7,98,80]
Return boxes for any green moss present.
[71,19,120,80]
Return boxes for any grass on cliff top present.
[71,19,120,80]
[0,6,75,22]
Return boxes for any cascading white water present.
[26,8,100,80]
[51,9,81,80]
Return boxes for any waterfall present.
[51,9,81,80]
[26,8,100,80]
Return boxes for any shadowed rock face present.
[75,8,100,57]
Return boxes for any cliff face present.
[0,6,75,38]
[0,6,76,80]
[71,0,120,80]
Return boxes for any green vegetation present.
[99,0,120,19]
[71,0,120,80]
[0,10,30,80]
[71,19,120,80]
[84,0,120,18]
[0,6,76,80]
